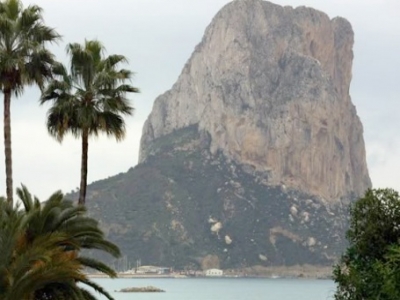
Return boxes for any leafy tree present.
[0,0,60,204]
[333,188,400,300]
[0,185,120,300]
[41,40,138,205]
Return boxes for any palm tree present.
[41,40,138,205]
[0,185,121,300]
[0,0,60,204]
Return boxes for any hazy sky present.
[3,0,400,199]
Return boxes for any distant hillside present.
[82,126,349,269]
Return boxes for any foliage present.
[333,188,400,300]
[0,185,120,300]
[0,0,60,204]
[41,39,139,205]
[0,1,132,298]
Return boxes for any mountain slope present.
[86,126,349,269]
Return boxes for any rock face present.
[81,0,372,271]
[140,0,371,202]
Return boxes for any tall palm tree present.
[41,40,138,205]
[0,185,121,300]
[0,0,60,204]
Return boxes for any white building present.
[205,268,223,277]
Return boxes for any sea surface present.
[92,278,336,300]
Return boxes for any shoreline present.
[88,265,333,280]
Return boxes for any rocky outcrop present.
[80,0,372,271]
[139,0,371,202]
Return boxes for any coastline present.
[88,264,333,280]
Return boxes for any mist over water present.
[93,278,335,300]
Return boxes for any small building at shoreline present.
[205,269,223,277]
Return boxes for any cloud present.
[368,139,400,191]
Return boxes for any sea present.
[92,278,336,300]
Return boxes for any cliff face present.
[140,0,371,202]
[82,0,372,270]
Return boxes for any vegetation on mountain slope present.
[81,125,351,270]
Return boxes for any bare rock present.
[211,222,222,233]
[301,211,311,223]
[259,254,268,261]
[225,235,233,245]
[290,205,298,217]
[307,237,317,247]
[139,0,371,204]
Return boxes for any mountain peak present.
[140,0,370,202]
[82,0,371,271]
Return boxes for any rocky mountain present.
[140,0,371,201]
[83,0,371,270]
[87,126,355,270]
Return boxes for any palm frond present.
[0,186,120,300]
[78,256,117,277]
[80,288,100,300]
[16,184,34,212]
[0,0,60,92]
[17,4,42,32]
[42,39,138,205]
[79,237,121,258]
[4,0,21,21]
[44,39,137,143]
[0,15,14,37]
[27,23,61,43]
[24,47,56,90]
[101,54,127,69]
[79,278,115,300]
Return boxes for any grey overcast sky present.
[3,0,399,199]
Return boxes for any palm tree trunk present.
[3,90,13,204]
[78,129,89,205]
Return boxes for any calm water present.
[92,278,336,300]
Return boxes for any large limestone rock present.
[140,0,371,202]
[80,0,373,271]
